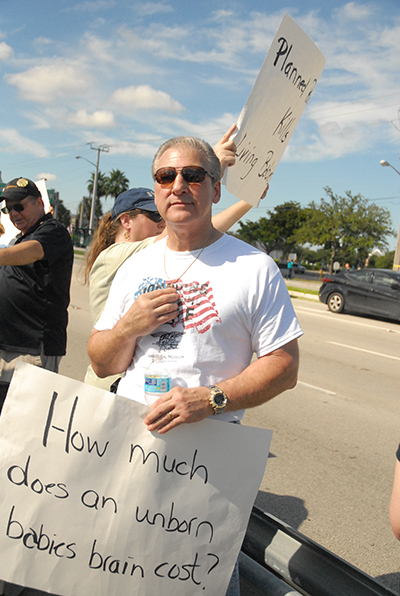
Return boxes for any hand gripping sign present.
[224,13,326,206]
[0,362,272,596]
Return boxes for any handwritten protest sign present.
[224,13,326,206]
[0,363,272,596]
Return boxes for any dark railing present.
[240,506,397,596]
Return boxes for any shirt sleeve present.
[32,220,72,265]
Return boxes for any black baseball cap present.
[1,178,41,202]
[111,187,158,220]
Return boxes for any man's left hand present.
[144,386,213,434]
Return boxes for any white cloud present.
[5,62,96,104]
[0,129,49,158]
[109,85,184,113]
[0,41,13,60]
[38,173,57,181]
[334,1,373,21]
[22,111,51,129]
[133,2,174,17]
[64,110,118,128]
[34,37,53,46]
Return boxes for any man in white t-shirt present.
[88,135,302,596]
[89,136,303,430]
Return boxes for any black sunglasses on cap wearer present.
[136,210,163,223]
[153,166,213,187]
[1,196,36,215]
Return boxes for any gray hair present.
[152,136,222,183]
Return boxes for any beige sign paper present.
[224,13,326,206]
[0,363,272,596]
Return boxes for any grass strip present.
[287,286,319,296]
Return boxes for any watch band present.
[208,385,228,415]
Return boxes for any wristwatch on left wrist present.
[208,385,228,415]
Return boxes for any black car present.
[319,268,400,322]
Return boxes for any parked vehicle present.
[319,268,400,322]
[277,262,306,274]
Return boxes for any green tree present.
[87,171,109,201]
[369,250,395,269]
[80,196,103,227]
[55,199,71,228]
[296,187,394,272]
[106,169,130,200]
[235,201,307,256]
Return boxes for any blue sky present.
[1,0,400,250]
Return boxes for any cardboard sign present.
[224,13,326,206]
[0,363,272,596]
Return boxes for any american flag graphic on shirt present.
[171,280,221,334]
[134,277,221,334]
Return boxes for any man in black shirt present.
[0,177,73,412]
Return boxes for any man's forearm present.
[218,339,299,411]
[88,326,138,378]
[88,287,180,378]
[0,240,44,265]
[144,339,299,434]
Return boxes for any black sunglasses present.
[1,196,36,215]
[153,166,212,187]
[136,210,163,223]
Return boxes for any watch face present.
[214,392,226,407]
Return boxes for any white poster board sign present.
[0,179,50,245]
[0,363,272,596]
[224,13,326,206]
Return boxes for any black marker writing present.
[129,445,209,484]
[273,107,296,143]
[88,539,144,577]
[43,392,109,457]
[135,500,214,543]
[7,455,69,499]
[273,36,312,100]
[235,134,259,179]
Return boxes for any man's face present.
[6,195,45,234]
[154,146,220,227]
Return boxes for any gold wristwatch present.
[208,385,228,415]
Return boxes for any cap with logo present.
[111,188,158,220]
[1,178,41,202]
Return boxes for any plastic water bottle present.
[144,354,171,405]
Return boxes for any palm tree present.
[87,171,109,201]
[106,169,130,200]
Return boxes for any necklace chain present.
[163,240,206,283]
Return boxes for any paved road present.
[62,260,400,593]
[245,299,400,593]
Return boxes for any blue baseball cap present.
[111,188,158,220]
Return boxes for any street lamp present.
[380,159,400,271]
[76,143,109,234]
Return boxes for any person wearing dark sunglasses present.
[0,177,73,413]
[89,130,301,430]
[83,125,258,391]
[89,132,300,596]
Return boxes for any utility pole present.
[88,143,109,234]
[379,160,400,271]
[76,143,110,235]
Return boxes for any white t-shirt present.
[95,234,303,421]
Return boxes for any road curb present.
[288,290,319,301]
